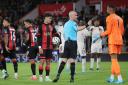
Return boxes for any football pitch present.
[0,62,128,85]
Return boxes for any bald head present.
[68,11,78,21]
[69,11,76,17]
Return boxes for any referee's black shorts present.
[63,40,77,59]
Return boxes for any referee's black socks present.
[70,62,75,81]
[58,61,66,75]
[53,61,66,82]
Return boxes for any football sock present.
[57,61,66,76]
[45,65,50,76]
[12,60,18,73]
[70,62,75,79]
[111,58,120,76]
[39,64,43,75]
[117,74,123,81]
[82,57,86,72]
[110,74,114,80]
[96,58,101,69]
[1,58,7,70]
[31,63,36,75]
[90,58,94,69]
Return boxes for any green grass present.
[0,62,128,85]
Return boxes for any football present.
[52,37,60,44]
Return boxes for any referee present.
[53,11,86,83]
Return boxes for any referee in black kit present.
[53,11,86,83]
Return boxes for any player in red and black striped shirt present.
[24,19,39,80]
[0,26,9,79]
[2,17,18,79]
[38,14,59,82]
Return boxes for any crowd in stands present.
[0,0,41,23]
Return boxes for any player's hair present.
[3,17,14,27]
[107,4,116,11]
[92,15,101,25]
[92,16,100,21]
[3,17,11,23]
[44,13,52,18]
[24,19,33,24]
